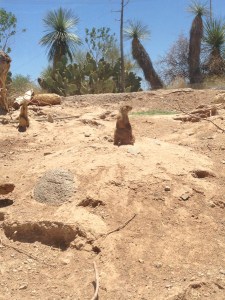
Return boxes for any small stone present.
[165,284,172,289]
[154,262,162,268]
[44,152,52,156]
[164,186,171,191]
[180,193,190,201]
[31,290,37,295]
[221,160,225,164]
[19,283,28,290]
[138,259,144,263]
[209,201,216,208]
[60,258,70,265]
[127,147,140,155]
[84,133,91,137]
[219,269,225,275]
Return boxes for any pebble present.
[164,186,171,191]
[19,283,28,290]
[209,201,216,208]
[138,259,144,264]
[180,193,190,201]
[127,147,141,155]
[190,276,196,281]
[60,258,70,265]
[219,269,225,275]
[154,262,162,268]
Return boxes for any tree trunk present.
[132,38,163,90]
[188,15,203,84]
[120,0,125,92]
[0,51,11,112]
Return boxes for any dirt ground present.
[1,88,225,300]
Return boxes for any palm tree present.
[124,20,163,90]
[40,7,81,70]
[188,1,209,84]
[203,18,225,75]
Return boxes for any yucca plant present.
[188,1,209,84]
[203,18,225,75]
[40,7,82,70]
[124,20,163,90]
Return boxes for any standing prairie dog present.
[18,100,29,132]
[114,105,135,146]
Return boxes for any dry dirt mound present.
[0,89,225,299]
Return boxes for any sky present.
[1,0,224,85]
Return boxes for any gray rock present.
[33,168,75,205]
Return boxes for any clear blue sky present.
[1,0,224,84]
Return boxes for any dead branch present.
[104,213,137,237]
[0,239,54,267]
[91,262,99,300]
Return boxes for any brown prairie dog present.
[114,105,135,146]
[18,100,29,132]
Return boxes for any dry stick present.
[104,213,137,237]
[91,262,99,300]
[0,240,54,267]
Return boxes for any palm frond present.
[187,0,209,17]
[203,18,225,51]
[124,20,150,41]
[40,7,81,65]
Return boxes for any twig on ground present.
[104,213,137,238]
[91,262,99,300]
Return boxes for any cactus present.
[38,53,142,96]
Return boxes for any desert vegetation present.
[0,1,224,110]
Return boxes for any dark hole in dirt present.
[92,245,101,254]
[0,198,13,208]
[78,197,105,208]
[3,221,85,250]
[191,169,215,179]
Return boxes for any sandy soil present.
[1,88,225,300]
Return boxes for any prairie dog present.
[114,105,135,146]
[18,100,29,132]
